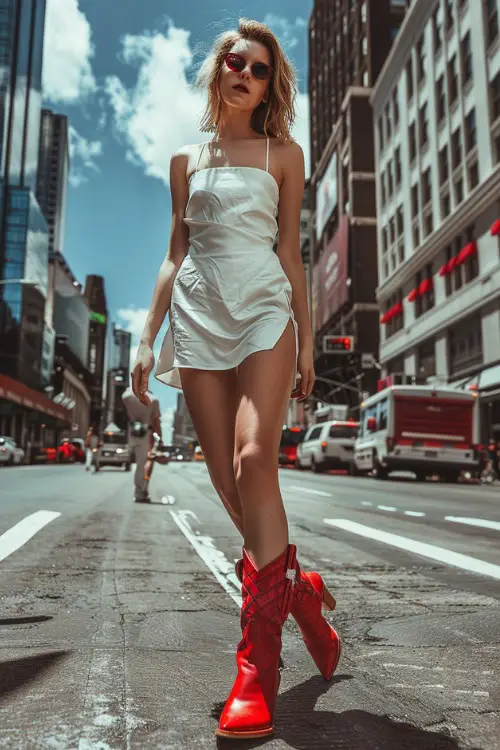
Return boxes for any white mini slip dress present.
[155,138,298,390]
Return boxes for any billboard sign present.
[312,216,349,332]
[316,151,338,241]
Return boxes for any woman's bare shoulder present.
[274,139,304,178]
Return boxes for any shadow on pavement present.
[0,651,71,700]
[0,615,53,626]
[213,674,465,749]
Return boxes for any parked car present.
[296,420,358,473]
[69,438,85,463]
[0,436,25,466]
[57,438,77,463]
[100,430,131,470]
[279,426,306,467]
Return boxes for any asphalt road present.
[0,462,499,750]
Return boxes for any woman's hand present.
[291,343,315,402]
[131,343,155,405]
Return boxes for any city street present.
[0,464,499,749]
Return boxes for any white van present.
[353,385,480,481]
[296,420,358,472]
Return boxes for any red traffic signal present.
[323,335,354,353]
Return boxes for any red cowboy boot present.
[235,556,341,681]
[216,545,297,739]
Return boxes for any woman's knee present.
[234,441,276,487]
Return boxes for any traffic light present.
[322,335,354,353]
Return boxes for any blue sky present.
[42,0,312,434]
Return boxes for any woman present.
[131,19,341,739]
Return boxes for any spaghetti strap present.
[265,137,270,173]
[195,142,207,173]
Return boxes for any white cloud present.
[43,0,97,103]
[69,126,103,186]
[293,93,310,178]
[262,14,307,53]
[105,25,206,185]
[106,20,311,183]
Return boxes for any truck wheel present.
[311,457,323,474]
[372,455,388,480]
[124,463,131,472]
[415,471,426,482]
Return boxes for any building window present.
[448,55,458,105]
[385,290,404,338]
[381,171,387,205]
[460,32,473,85]
[422,167,432,206]
[496,133,500,163]
[424,210,434,237]
[411,183,419,219]
[445,226,479,296]
[395,147,402,185]
[445,0,454,31]
[491,72,500,122]
[406,59,414,100]
[465,109,477,151]
[378,117,384,151]
[452,128,462,170]
[385,104,392,140]
[396,205,404,238]
[441,190,451,219]
[389,215,396,245]
[439,145,449,185]
[419,103,429,147]
[417,34,426,82]
[485,0,499,47]
[415,264,435,319]
[448,315,482,376]
[409,121,417,162]
[387,161,394,198]
[433,7,442,53]
[436,74,446,124]
[417,339,437,379]
[468,160,479,189]
[413,221,420,249]
[454,176,464,204]
[393,88,400,127]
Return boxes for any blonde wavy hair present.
[197,18,297,141]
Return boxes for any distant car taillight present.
[321,441,328,452]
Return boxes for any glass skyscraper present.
[0,0,49,390]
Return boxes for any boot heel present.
[322,585,336,611]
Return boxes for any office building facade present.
[84,275,108,430]
[36,109,70,254]
[308,0,407,413]
[372,0,500,440]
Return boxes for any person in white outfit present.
[84,426,101,472]
[130,19,341,741]
[122,386,162,503]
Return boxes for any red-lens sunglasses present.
[224,53,273,81]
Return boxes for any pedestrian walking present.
[122,385,162,503]
[130,18,341,740]
[84,426,101,472]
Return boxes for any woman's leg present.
[179,367,244,535]
[234,321,296,569]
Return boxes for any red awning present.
[438,262,449,277]
[491,219,500,237]
[407,288,418,302]
[381,301,403,324]
[418,277,433,295]
[456,241,477,266]
[0,374,72,423]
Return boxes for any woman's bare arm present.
[276,141,315,400]
[139,151,190,348]
[132,150,191,403]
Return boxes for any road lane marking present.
[377,505,397,512]
[169,509,241,606]
[324,519,500,580]
[404,511,426,517]
[161,495,176,505]
[288,486,332,497]
[445,516,500,532]
[388,684,489,697]
[0,511,61,562]
[361,501,373,506]
[382,663,493,675]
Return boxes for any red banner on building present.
[0,374,72,422]
[312,216,349,332]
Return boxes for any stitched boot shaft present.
[235,555,341,681]
[217,544,297,739]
